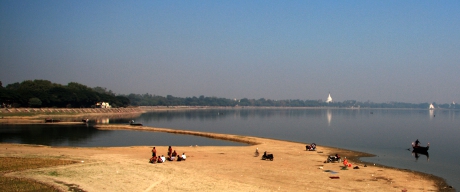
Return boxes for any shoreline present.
[0,108,455,191]
[94,124,452,191]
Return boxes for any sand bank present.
[1,108,453,191]
[1,123,452,191]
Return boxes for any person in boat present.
[415,139,421,147]
[151,147,156,157]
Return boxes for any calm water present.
[1,108,459,189]
[0,124,247,147]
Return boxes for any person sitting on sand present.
[169,154,176,161]
[161,155,166,163]
[168,150,177,161]
[343,157,351,167]
[149,156,157,163]
[157,156,163,163]
[306,143,317,151]
[181,153,186,160]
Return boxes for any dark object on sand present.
[326,155,341,163]
[262,151,274,161]
[306,143,317,151]
[329,176,340,179]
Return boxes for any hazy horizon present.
[1,1,459,104]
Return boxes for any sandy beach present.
[0,108,453,191]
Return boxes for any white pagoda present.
[326,93,333,103]
[429,103,435,110]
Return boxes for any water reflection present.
[132,108,327,124]
[412,151,430,161]
[327,109,332,126]
[0,124,247,147]
[96,118,110,124]
[0,124,101,146]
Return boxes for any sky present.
[1,0,459,103]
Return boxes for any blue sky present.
[1,0,459,103]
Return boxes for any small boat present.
[129,120,143,126]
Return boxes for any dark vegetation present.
[0,80,129,108]
[1,80,459,109]
[0,157,77,192]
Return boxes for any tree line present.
[0,80,129,108]
[1,80,458,109]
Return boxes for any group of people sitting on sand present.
[149,146,186,164]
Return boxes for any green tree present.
[28,97,42,107]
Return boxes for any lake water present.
[0,124,247,147]
[1,108,459,189]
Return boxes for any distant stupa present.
[326,92,333,103]
[429,103,435,110]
